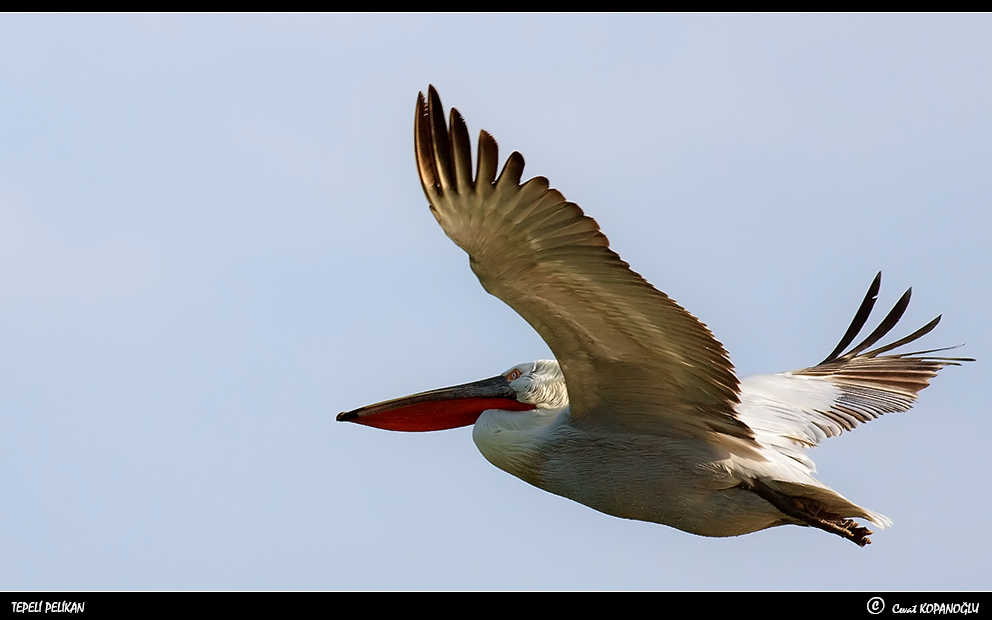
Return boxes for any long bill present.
[336,375,536,432]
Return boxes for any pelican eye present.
[506,369,522,381]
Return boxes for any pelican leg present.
[743,479,874,547]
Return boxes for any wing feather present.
[739,274,972,468]
[415,86,746,441]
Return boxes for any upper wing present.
[414,86,746,441]
[737,273,972,467]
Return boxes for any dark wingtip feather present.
[476,130,499,187]
[837,287,912,361]
[863,315,940,358]
[449,107,473,192]
[415,90,440,194]
[426,87,454,192]
[807,277,972,402]
[495,151,526,190]
[819,272,882,365]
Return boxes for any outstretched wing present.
[414,86,746,441]
[737,273,971,467]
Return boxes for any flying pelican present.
[338,86,970,546]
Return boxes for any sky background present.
[1,14,989,591]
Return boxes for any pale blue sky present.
[1,14,989,590]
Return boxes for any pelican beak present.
[337,375,536,432]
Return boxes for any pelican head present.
[336,359,567,433]
[501,360,568,410]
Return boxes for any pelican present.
[338,86,971,546]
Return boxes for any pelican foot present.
[744,480,875,547]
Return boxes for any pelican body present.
[338,87,971,546]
